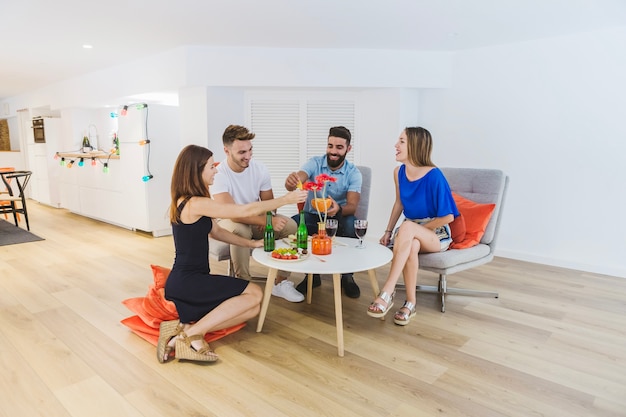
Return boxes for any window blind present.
[248,95,356,217]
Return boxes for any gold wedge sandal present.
[175,332,219,362]
[156,320,183,363]
[393,301,417,326]
[367,290,395,318]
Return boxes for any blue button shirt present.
[301,155,362,213]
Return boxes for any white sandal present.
[393,301,417,326]
[367,291,395,318]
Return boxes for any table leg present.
[367,269,380,297]
[332,273,344,357]
[256,268,278,332]
[306,272,313,304]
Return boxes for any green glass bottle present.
[263,211,275,252]
[296,210,308,251]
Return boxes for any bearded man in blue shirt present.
[284,126,363,298]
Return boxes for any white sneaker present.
[272,280,305,303]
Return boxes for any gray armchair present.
[416,168,509,312]
[209,165,372,276]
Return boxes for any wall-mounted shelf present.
[56,151,119,160]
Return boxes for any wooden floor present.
[1,202,625,417]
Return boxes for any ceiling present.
[1,0,625,101]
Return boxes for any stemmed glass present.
[326,219,338,240]
[354,219,368,248]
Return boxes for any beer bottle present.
[263,211,275,252]
[296,210,308,251]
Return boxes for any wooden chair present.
[0,170,33,230]
[209,165,372,276]
[0,167,16,221]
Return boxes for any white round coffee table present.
[252,236,393,356]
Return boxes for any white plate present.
[268,252,309,262]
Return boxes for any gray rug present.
[0,219,44,246]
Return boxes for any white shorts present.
[405,217,452,252]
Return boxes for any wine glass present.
[354,219,368,248]
[326,219,338,240]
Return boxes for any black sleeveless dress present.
[164,198,248,323]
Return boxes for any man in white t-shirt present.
[210,125,303,303]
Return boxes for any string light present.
[54,104,151,179]
[140,105,153,182]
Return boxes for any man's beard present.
[326,153,346,169]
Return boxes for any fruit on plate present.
[271,248,306,260]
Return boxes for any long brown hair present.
[405,127,434,167]
[169,144,213,224]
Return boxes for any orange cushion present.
[121,297,153,326]
[151,264,171,289]
[121,264,247,346]
[449,213,466,243]
[449,193,495,249]
[121,315,246,346]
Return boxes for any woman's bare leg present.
[369,222,440,311]
[166,282,262,355]
[401,239,421,305]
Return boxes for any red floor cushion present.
[121,264,245,346]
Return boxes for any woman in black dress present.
[158,144,307,363]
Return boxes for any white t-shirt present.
[210,159,273,204]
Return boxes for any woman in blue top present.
[367,127,458,326]
[158,145,307,363]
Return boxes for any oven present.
[32,117,46,143]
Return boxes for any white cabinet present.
[27,117,61,207]
[56,104,179,236]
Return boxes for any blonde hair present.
[405,127,434,167]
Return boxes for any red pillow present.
[121,315,246,346]
[151,264,171,289]
[450,192,495,249]
[449,213,466,243]
[122,296,161,328]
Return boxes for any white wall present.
[186,46,452,89]
[0,150,23,169]
[357,89,421,236]
[419,27,626,278]
[0,47,451,115]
